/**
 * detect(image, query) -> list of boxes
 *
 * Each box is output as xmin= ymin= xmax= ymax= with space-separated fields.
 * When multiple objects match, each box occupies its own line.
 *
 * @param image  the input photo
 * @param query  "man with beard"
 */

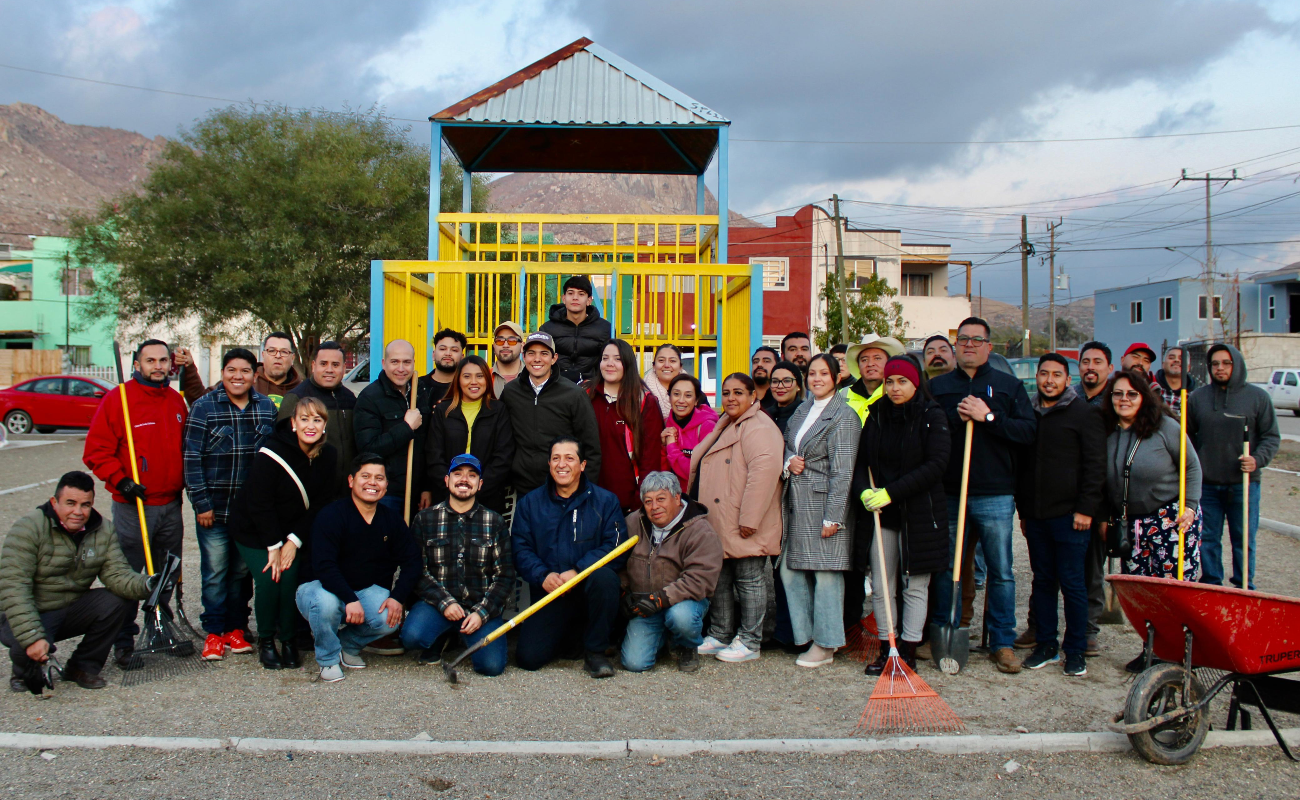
xmin=1015 ymin=354 xmax=1106 ymax=678
xmin=781 ymin=332 xmax=813 ymax=373
xmin=491 ymin=322 xmax=525 ymax=397
xmin=279 ymin=341 xmax=357 ymax=494
xmin=1120 ymin=342 xmax=1157 ymax=380
xmin=1077 ymin=342 xmax=1112 ymax=405
xmin=180 ymin=332 xmax=302 ymax=409
xmin=424 ymin=329 xmax=466 ymax=406
xmin=1155 ymin=346 xmax=1197 ymax=415
xmin=923 ymin=335 xmax=956 ymax=379
xmin=751 ymin=346 xmax=779 ymax=410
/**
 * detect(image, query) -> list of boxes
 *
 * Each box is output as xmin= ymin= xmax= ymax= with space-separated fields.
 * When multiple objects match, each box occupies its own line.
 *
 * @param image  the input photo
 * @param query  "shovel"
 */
xmin=930 ymin=419 xmax=973 ymax=675
xmin=443 ymin=535 xmax=640 ymax=683
xmin=1099 ymin=557 xmax=1124 ymax=625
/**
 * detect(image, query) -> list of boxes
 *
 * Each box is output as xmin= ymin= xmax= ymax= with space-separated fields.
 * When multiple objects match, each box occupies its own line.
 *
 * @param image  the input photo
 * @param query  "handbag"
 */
xmin=1105 ymin=436 xmax=1141 ymax=558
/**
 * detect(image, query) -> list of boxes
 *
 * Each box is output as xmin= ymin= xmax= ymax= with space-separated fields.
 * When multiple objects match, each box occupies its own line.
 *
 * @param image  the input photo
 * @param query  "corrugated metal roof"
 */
xmin=436 ymin=41 xmax=727 ymax=126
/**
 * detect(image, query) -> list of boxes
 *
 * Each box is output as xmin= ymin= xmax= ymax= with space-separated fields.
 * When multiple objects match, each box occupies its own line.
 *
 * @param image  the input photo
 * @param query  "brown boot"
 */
xmin=915 ymin=641 xmax=932 ymax=661
xmin=1013 ymin=629 xmax=1036 ymax=649
xmin=62 ymin=666 xmax=107 ymax=689
xmin=991 ymin=647 xmax=1022 ymax=674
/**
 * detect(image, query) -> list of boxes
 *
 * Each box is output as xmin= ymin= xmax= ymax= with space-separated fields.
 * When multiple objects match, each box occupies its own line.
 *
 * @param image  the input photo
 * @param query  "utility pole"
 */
xmin=831 ymin=194 xmax=849 ymax=344
xmin=1020 ymin=215 xmax=1030 ymax=357
xmin=1177 ymin=169 xmax=1240 ymax=339
xmin=1047 ymin=219 xmax=1061 ymax=352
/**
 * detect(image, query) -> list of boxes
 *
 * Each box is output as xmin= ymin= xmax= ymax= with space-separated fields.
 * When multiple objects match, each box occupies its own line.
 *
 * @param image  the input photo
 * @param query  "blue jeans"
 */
xmin=1199 ymin=481 xmax=1260 ymax=590
xmin=620 ymin=598 xmax=709 ymax=672
xmin=294 ymin=581 xmax=398 ymax=667
xmin=932 ymin=494 xmax=1016 ymax=650
xmin=1024 ymin=515 xmax=1089 ymax=657
xmin=196 ymin=520 xmax=251 ymax=636
xmin=400 ymin=602 xmax=507 ymax=677
xmin=779 ymin=564 xmax=846 ymax=649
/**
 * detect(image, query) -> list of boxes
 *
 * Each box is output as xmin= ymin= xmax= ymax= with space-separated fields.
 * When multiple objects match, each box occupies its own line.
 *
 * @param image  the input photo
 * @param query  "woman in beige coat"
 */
xmin=687 ymin=373 xmax=784 ymax=663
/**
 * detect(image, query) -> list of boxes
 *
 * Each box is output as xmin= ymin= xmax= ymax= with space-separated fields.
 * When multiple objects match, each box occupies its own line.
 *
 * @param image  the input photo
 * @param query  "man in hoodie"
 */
xmin=500 ymin=332 xmax=602 ymax=496
xmin=1015 ymin=354 xmax=1106 ymax=678
xmin=279 ymin=341 xmax=357 ymax=495
xmin=619 ymin=471 xmax=722 ymax=674
xmin=1187 ymin=344 xmax=1280 ymax=589
xmin=83 ymin=339 xmax=187 ymax=669
xmin=539 ymin=275 xmax=611 ymax=384
xmin=1155 ymin=346 xmax=1198 ymax=415
xmin=183 ymin=348 xmax=277 ymax=660
xmin=512 ymin=437 xmax=627 ymax=678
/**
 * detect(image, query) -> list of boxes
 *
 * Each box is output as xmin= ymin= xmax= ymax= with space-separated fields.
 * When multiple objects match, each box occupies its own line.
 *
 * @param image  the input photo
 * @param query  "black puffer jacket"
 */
xmin=354 ymin=371 xmax=436 ymax=499
xmin=425 ymin=397 xmax=515 ymax=514
xmin=851 ymin=395 xmax=951 ymax=575
xmin=540 ymin=303 xmax=612 ymax=384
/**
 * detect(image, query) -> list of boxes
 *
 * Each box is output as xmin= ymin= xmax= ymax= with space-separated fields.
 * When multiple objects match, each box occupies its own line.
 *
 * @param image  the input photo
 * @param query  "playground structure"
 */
xmin=369 ymin=39 xmax=762 ymax=384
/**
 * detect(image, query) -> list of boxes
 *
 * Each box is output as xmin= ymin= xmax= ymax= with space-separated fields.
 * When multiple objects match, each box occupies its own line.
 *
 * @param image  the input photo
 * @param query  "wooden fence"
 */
xmin=0 ymin=349 xmax=63 ymax=387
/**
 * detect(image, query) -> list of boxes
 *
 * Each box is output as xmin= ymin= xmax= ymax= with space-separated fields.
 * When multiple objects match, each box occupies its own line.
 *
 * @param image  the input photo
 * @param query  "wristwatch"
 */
xmin=984 ymin=411 xmax=995 ymax=423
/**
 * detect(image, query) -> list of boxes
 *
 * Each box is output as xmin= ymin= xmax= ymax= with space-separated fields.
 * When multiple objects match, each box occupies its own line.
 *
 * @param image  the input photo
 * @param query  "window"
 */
xmin=1268 ymin=295 xmax=1276 ymax=320
xmin=1199 ymin=295 xmax=1225 ymax=320
xmin=843 ymin=258 xmax=876 ymax=290
xmin=60 ymin=345 xmax=91 ymax=367
xmin=1158 ymin=297 xmax=1173 ymax=321
xmin=61 ymin=267 xmax=93 ymax=296
xmin=68 ymin=379 xmax=99 ymax=397
xmin=1274 ymin=371 xmax=1285 ymax=385
xmin=752 ymin=258 xmax=789 ymax=291
xmin=1109 ymin=303 xmax=1118 ymax=313
xmin=1287 ymin=372 xmax=1299 ymax=387
xmin=29 ymin=378 xmax=65 ymax=395
xmin=1130 ymin=301 xmax=1143 ymax=324
xmin=901 ymin=272 xmax=931 ymax=297
xmin=1213 ymin=295 xmax=1223 ymax=318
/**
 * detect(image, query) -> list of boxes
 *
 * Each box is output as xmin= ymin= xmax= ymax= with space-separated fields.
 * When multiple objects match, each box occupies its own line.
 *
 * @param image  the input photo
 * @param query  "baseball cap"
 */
xmin=846 ymin=334 xmax=906 ymax=379
xmin=1124 ymin=342 xmax=1157 ymax=361
xmin=523 ymin=332 xmax=556 ymax=353
xmin=448 ymin=453 xmax=482 ymax=475
xmin=494 ymin=321 xmax=524 ymax=340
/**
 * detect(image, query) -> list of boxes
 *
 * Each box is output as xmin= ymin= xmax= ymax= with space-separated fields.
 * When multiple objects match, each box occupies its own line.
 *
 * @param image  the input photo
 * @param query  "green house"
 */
xmin=0 ymin=237 xmax=117 ymax=368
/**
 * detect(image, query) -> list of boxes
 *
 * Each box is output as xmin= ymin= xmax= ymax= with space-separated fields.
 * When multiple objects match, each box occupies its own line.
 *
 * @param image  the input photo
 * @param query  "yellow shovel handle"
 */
xmin=118 ymin=384 xmax=154 ymax=576
xmin=1177 ymin=388 xmax=1187 ymax=581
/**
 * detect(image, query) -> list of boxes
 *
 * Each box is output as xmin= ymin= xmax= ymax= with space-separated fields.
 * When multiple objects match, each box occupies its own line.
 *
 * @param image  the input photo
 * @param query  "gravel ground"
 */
xmin=1262 ymin=441 xmax=1300 ymax=527
xmin=3 ymin=746 xmax=1298 ymax=800
xmin=1 ymin=435 xmax=1297 ymax=743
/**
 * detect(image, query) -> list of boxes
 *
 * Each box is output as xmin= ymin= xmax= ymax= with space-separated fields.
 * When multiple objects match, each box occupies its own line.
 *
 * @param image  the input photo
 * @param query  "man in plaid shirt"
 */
xmin=401 ymin=454 xmax=514 ymax=676
xmin=183 ymin=348 xmax=277 ymax=660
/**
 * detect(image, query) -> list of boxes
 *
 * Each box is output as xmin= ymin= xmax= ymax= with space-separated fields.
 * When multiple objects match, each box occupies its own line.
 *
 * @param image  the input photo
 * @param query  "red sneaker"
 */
xmin=201 ymin=634 xmax=227 ymax=661
xmin=223 ymin=630 xmax=254 ymax=654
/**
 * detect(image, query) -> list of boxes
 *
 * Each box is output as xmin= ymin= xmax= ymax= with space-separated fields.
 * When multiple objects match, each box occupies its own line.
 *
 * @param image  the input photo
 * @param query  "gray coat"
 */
xmin=781 ymin=393 xmax=861 ymax=571
xmin=1106 ymin=415 xmax=1202 ymax=518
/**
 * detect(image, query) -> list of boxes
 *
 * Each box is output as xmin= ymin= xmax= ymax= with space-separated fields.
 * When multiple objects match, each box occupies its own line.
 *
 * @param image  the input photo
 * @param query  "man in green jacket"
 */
xmin=0 ymin=472 xmax=152 ymax=691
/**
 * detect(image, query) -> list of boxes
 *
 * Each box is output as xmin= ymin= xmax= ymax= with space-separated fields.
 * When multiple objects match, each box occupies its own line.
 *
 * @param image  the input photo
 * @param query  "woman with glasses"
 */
xmin=662 ymin=373 xmax=718 ymax=484
xmin=588 ymin=339 xmax=665 ymax=513
xmin=426 ymin=355 xmax=515 ymax=515
xmin=644 ymin=343 xmax=683 ymax=420
xmin=764 ymin=360 xmax=805 ymax=435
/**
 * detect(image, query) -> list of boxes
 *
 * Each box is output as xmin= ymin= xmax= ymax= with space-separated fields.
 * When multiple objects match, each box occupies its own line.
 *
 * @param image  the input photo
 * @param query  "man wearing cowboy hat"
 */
xmin=841 ymin=334 xmax=907 ymax=426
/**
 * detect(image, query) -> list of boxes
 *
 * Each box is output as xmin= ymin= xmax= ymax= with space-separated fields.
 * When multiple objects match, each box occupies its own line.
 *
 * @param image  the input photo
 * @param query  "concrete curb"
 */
xmin=1261 ymin=517 xmax=1300 ymax=541
xmin=0 ymin=729 xmax=1295 ymax=758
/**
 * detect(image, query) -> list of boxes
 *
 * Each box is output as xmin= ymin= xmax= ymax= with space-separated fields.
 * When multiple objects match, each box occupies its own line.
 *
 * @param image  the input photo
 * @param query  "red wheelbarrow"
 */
xmin=1106 ymin=574 xmax=1300 ymax=765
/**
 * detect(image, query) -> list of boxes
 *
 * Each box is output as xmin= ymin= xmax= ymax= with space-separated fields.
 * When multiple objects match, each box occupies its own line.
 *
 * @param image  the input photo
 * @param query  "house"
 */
xmin=1251 ymin=263 xmax=1299 ymax=334
xmin=0 ymin=237 xmax=116 ymax=369
xmin=1093 ymin=276 xmax=1260 ymax=358
xmin=730 ymin=205 xmax=971 ymax=345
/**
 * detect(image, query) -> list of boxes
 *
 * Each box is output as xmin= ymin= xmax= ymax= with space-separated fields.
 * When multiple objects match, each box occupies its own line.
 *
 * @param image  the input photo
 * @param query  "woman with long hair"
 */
xmin=643 ymin=343 xmax=683 ymax=420
xmin=426 ymin=355 xmax=515 ymax=514
xmin=688 ymin=373 xmax=785 ymax=663
xmin=764 ymin=360 xmax=805 ymax=435
xmin=588 ymin=339 xmax=665 ymax=512
xmin=229 ymin=397 xmax=339 ymax=669
xmin=662 ymin=372 xmax=718 ymax=484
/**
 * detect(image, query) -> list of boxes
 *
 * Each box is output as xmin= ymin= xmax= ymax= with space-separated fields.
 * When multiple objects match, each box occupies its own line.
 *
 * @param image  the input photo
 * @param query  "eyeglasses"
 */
xmin=494 ymin=336 xmax=522 ymax=346
xmin=955 ymin=335 xmax=990 ymax=345
xmin=1111 ymin=390 xmax=1142 ymax=400
xmin=263 ymin=348 xmax=293 ymax=357
xmin=770 ymin=378 xmax=797 ymax=388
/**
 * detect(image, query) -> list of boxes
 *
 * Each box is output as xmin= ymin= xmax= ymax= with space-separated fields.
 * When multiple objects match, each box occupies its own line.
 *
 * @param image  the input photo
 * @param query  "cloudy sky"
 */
xmin=3 ymin=0 xmax=1300 ymax=307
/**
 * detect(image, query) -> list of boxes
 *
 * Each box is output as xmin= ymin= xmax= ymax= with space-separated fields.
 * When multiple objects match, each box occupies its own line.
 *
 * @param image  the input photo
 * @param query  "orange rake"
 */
xmin=841 ymin=613 xmax=881 ymax=663
xmin=854 ymin=469 xmax=964 ymax=737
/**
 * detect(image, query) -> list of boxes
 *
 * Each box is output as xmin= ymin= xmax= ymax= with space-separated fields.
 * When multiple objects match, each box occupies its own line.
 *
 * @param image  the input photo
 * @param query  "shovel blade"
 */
xmin=928 ymin=621 xmax=952 ymax=665
xmin=935 ymin=626 xmax=970 ymax=675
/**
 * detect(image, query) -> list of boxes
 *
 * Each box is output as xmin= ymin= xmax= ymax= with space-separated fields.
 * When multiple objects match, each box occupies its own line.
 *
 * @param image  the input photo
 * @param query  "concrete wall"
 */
xmin=1239 ymin=332 xmax=1300 ymax=380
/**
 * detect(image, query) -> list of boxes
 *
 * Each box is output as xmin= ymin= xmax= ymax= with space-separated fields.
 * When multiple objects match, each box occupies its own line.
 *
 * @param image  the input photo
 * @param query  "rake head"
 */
xmin=854 ymin=647 xmax=965 ymax=737
xmin=841 ymin=614 xmax=881 ymax=663
xmin=119 ymin=554 xmax=206 ymax=687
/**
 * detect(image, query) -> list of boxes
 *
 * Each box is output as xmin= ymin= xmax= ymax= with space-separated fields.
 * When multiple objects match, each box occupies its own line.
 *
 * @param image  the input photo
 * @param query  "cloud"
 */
xmin=1137 ymin=100 xmax=1219 ymax=137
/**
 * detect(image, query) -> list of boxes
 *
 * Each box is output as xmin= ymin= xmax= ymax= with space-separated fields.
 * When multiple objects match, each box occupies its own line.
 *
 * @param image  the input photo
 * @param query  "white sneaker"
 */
xmin=796 ymin=644 xmax=835 ymax=668
xmin=715 ymin=640 xmax=760 ymax=663
xmin=697 ymin=636 xmax=729 ymax=655
xmin=340 ymin=651 xmax=366 ymax=669
xmin=318 ymin=664 xmax=344 ymax=682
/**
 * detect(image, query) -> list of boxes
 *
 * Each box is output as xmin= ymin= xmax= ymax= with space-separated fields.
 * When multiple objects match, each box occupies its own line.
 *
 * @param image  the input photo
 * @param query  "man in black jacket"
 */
xmin=295 ymin=455 xmax=421 ymax=683
xmin=930 ymin=317 xmax=1037 ymax=674
xmin=1015 ymin=354 xmax=1106 ymax=678
xmin=500 ymin=332 xmax=602 ymax=495
xmin=354 ymin=339 xmax=436 ymax=517
xmin=279 ymin=341 xmax=357 ymax=495
xmin=539 ymin=275 xmax=611 ymax=384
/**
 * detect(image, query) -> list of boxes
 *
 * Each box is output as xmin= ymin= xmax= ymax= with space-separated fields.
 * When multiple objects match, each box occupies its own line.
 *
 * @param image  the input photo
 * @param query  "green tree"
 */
xmin=70 ymin=105 xmax=487 ymax=357
xmin=813 ymin=273 xmax=906 ymax=350
xmin=440 ymin=160 xmax=492 ymax=215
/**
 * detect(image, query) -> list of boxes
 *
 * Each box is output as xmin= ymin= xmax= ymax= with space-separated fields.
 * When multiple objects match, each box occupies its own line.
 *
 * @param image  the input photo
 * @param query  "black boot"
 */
xmin=279 ymin=640 xmax=300 ymax=669
xmin=584 ymin=651 xmax=615 ymax=679
xmin=865 ymin=645 xmax=889 ymax=676
xmin=676 ymin=646 xmax=700 ymax=673
xmin=259 ymin=638 xmax=282 ymax=670
xmin=899 ymin=640 xmax=919 ymax=671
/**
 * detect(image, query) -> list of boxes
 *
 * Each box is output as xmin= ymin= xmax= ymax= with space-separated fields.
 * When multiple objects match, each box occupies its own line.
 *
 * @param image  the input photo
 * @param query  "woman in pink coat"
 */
xmin=661 ymin=373 xmax=719 ymax=483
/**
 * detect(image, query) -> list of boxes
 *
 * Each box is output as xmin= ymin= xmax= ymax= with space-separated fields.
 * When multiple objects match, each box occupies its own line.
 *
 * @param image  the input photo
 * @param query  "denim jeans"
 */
xmin=620 ymin=598 xmax=709 ymax=672
xmin=400 ymin=601 xmax=506 ymax=677
xmin=933 ymin=494 xmax=1016 ymax=650
xmin=294 ymin=581 xmax=398 ymax=667
xmin=195 ymin=520 xmax=252 ymax=636
xmin=1199 ymin=481 xmax=1260 ymax=590
xmin=707 ymin=556 xmax=767 ymax=650
xmin=779 ymin=564 xmax=846 ymax=649
xmin=1024 ymin=515 xmax=1090 ymax=657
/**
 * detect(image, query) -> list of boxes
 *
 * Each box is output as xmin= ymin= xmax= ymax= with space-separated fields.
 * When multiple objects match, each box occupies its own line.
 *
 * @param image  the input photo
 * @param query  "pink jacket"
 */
xmin=664 ymin=404 xmax=720 ymax=482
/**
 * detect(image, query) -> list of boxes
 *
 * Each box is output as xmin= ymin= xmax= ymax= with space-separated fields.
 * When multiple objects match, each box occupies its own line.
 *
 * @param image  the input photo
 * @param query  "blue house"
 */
xmin=1249 ymin=263 xmax=1300 ymax=334
xmin=1093 ymin=275 xmax=1262 ymax=358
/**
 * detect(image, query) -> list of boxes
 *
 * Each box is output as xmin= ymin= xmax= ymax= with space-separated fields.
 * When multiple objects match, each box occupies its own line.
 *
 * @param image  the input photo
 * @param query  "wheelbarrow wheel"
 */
xmin=1124 ymin=662 xmax=1210 ymax=765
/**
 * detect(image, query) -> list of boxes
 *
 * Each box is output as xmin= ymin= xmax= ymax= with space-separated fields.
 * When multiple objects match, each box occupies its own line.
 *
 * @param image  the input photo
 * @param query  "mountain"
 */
xmin=967 ymin=295 xmax=1095 ymax=342
xmin=0 ymin=102 xmax=165 ymax=246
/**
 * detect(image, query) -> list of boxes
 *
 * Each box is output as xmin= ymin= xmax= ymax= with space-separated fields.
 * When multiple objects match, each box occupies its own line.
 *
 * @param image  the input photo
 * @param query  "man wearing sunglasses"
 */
xmin=491 ymin=322 xmax=526 ymax=397
xmin=930 ymin=316 xmax=1037 ymax=674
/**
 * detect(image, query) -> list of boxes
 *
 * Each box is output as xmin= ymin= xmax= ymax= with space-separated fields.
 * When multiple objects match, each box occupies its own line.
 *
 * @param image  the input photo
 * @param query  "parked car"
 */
xmin=678 ymin=351 xmax=718 ymax=404
xmin=1263 ymin=368 xmax=1300 ymax=416
xmin=1006 ymin=356 xmax=1079 ymax=395
xmin=1 ymin=375 xmax=116 ymax=434
xmin=343 ymin=359 xmax=370 ymax=396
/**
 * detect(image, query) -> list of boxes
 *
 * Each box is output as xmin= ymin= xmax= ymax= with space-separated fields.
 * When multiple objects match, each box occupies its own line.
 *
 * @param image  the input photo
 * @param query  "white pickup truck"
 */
xmin=1263 ymin=368 xmax=1300 ymax=416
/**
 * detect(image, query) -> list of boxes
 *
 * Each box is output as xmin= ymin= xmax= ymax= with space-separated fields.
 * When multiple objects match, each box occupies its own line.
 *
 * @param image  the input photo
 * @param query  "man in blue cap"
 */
xmin=401 ymin=454 xmax=514 ymax=676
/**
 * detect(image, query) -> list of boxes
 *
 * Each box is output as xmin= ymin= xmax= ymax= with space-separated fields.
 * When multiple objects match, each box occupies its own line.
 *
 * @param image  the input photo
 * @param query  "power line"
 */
xmin=732 ymin=123 xmax=1300 ymax=146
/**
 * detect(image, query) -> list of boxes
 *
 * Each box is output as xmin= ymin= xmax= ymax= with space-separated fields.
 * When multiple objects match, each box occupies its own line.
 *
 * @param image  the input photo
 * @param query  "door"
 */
xmin=1290 ymin=294 xmax=1300 ymax=333
xmin=65 ymin=378 xmax=104 ymax=427
xmin=27 ymin=377 xmax=70 ymax=427
xmin=1285 ymin=371 xmax=1300 ymax=410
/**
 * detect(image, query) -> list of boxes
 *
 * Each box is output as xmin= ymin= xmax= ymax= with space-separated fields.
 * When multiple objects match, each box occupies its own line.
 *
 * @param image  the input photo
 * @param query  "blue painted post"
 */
xmin=718 ymin=125 xmax=729 ymax=267
xmin=750 ymin=261 xmax=764 ymax=354
xmin=369 ymin=260 xmax=385 ymax=381
xmin=696 ymin=173 xmax=705 ymax=215
xmin=428 ymin=122 xmax=442 ymax=260
xmin=462 ymin=169 xmax=473 ymax=244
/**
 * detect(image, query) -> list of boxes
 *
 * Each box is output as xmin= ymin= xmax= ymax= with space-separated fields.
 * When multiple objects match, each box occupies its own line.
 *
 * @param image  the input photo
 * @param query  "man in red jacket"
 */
xmin=82 ymin=339 xmax=188 ymax=668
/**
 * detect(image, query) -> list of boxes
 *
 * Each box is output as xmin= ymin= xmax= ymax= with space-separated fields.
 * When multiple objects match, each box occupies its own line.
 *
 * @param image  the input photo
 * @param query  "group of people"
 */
xmin=0 ymin=273 xmax=1281 ymax=693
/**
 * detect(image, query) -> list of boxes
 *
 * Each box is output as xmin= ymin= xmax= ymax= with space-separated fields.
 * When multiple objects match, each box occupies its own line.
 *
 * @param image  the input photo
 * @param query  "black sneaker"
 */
xmin=584 ymin=651 xmax=615 ymax=679
xmin=1063 ymin=653 xmax=1087 ymax=677
xmin=676 ymin=646 xmax=699 ymax=673
xmin=114 ymin=646 xmax=142 ymax=672
xmin=416 ymin=645 xmax=443 ymax=666
xmin=1022 ymin=644 xmax=1060 ymax=670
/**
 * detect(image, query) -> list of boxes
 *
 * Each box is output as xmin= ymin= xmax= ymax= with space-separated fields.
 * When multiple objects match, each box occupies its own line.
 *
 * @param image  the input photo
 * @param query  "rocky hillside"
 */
xmin=0 ymin=103 xmax=165 ymax=246
xmin=969 ymin=295 xmax=1095 ymax=341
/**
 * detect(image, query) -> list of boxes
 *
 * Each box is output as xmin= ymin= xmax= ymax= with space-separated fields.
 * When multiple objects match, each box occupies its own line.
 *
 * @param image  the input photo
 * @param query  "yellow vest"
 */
xmin=841 ymin=382 xmax=884 ymax=426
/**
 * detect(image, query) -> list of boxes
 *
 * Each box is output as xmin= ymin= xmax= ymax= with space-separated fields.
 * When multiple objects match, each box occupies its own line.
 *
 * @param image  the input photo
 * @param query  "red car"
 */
xmin=1 ymin=375 xmax=116 ymax=435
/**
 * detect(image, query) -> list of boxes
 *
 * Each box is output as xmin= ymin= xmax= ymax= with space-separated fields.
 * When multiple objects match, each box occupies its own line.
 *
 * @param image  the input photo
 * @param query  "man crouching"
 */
xmin=620 ymin=471 xmax=722 ymax=673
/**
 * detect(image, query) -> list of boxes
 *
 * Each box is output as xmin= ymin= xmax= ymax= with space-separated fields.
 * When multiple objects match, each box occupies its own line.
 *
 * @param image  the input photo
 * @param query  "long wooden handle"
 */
xmin=867 ymin=469 xmax=896 ymax=650
xmin=118 ymin=385 xmax=154 ymax=576
xmin=951 ymin=420 xmax=974 ymax=582
xmin=403 ymin=379 xmax=418 ymax=524
xmin=1177 ymin=388 xmax=1187 ymax=581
